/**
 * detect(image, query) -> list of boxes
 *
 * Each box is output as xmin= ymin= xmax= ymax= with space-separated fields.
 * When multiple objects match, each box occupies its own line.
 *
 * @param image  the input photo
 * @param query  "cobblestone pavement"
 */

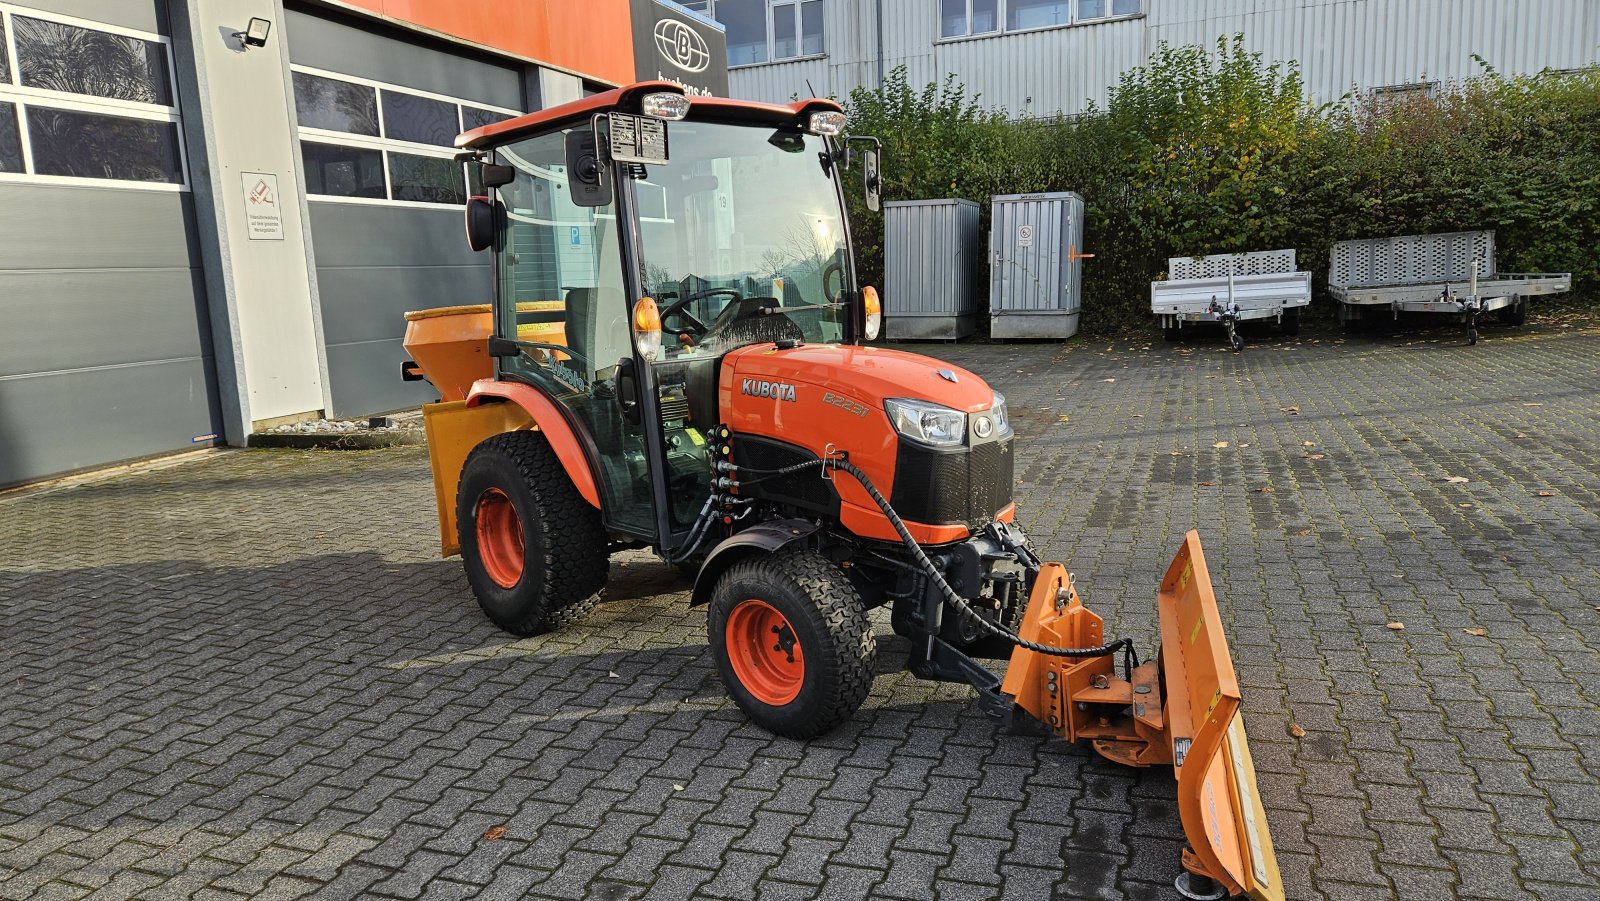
xmin=3 ymin=320 xmax=1598 ymax=901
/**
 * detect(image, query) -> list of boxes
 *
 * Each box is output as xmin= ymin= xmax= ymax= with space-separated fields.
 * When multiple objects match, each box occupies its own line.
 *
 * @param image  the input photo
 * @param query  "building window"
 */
xmin=291 ymin=65 xmax=519 ymax=207
xmin=0 ymin=5 xmax=187 ymax=188
xmin=943 ymin=0 xmax=1138 ymax=38
xmin=698 ymin=0 xmax=823 ymax=66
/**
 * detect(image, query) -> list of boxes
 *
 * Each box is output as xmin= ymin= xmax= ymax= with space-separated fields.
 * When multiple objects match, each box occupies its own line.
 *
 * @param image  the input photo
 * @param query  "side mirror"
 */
xmin=863 ymin=149 xmax=881 ymax=213
xmin=566 ymin=129 xmax=611 ymax=208
xmin=480 ymin=162 xmax=515 ymax=189
xmin=465 ymin=196 xmax=496 ymax=252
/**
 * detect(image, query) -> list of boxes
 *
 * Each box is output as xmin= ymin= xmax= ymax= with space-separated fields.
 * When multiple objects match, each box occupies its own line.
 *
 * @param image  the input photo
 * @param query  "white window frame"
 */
xmin=938 ymin=0 xmax=1143 ymax=43
xmin=703 ymin=0 xmax=826 ymax=69
xmin=0 ymin=4 xmax=188 ymax=192
xmin=290 ymin=64 xmax=520 ymax=209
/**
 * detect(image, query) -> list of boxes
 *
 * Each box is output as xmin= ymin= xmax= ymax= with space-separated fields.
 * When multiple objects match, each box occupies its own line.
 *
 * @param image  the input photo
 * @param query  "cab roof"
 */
xmin=455 ymin=80 xmax=844 ymax=150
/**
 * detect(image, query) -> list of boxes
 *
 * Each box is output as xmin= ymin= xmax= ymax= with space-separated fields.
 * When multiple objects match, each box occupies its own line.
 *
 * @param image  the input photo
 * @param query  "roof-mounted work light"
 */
xmin=808 ymin=111 xmax=847 ymax=136
xmin=640 ymin=92 xmax=691 ymax=121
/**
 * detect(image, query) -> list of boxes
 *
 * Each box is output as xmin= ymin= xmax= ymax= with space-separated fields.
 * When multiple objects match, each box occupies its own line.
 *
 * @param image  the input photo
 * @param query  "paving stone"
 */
xmin=3 ymin=328 xmax=1598 ymax=901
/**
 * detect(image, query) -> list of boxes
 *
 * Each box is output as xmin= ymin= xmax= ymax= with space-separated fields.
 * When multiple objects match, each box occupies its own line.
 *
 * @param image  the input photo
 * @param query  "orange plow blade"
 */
xmin=1001 ymin=530 xmax=1283 ymax=900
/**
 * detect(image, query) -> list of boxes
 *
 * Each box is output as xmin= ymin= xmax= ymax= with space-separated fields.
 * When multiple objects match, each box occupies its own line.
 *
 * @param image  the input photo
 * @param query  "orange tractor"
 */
xmin=402 ymin=82 xmax=1282 ymax=900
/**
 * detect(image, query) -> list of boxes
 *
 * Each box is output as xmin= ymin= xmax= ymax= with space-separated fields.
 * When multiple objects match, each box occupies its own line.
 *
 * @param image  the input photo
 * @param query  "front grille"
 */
xmin=891 ymin=436 xmax=1014 ymax=530
xmin=732 ymin=436 xmax=840 ymax=516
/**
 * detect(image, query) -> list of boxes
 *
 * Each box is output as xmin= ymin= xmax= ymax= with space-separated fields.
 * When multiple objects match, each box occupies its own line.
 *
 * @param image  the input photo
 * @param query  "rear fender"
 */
xmin=467 ymin=379 xmax=600 ymax=509
xmin=690 ymin=520 xmax=820 ymax=607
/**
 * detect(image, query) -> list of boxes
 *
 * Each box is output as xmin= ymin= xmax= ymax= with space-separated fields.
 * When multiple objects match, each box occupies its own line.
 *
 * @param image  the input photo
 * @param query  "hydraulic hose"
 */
xmin=718 ymin=452 xmax=1135 ymax=663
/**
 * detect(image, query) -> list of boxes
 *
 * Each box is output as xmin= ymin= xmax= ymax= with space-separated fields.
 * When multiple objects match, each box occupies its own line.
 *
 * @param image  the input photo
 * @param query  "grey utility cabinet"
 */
xmin=989 ymin=191 xmax=1086 ymax=339
xmin=882 ymin=199 xmax=981 ymax=340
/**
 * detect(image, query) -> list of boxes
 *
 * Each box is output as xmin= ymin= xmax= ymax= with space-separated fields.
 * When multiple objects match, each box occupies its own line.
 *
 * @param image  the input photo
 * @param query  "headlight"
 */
xmin=885 ymin=397 xmax=965 ymax=446
xmin=990 ymin=391 xmax=1011 ymax=436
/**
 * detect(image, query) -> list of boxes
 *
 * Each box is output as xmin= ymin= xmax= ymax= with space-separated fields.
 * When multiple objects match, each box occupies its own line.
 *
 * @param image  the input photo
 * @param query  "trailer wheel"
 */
xmin=457 ymin=430 xmax=607 ymax=636
xmin=1281 ymin=307 xmax=1301 ymax=336
xmin=1497 ymin=296 xmax=1527 ymax=326
xmin=709 ymin=548 xmax=875 ymax=738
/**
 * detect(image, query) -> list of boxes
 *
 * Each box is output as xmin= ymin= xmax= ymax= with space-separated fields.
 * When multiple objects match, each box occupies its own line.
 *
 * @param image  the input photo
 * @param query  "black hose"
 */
xmin=827 ymin=457 xmax=1134 ymax=661
xmin=714 ymin=451 xmax=1135 ymax=664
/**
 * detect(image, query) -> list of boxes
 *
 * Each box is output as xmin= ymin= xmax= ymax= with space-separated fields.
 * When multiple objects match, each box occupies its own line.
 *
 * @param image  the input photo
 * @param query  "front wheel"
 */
xmin=708 ymin=549 xmax=875 ymax=739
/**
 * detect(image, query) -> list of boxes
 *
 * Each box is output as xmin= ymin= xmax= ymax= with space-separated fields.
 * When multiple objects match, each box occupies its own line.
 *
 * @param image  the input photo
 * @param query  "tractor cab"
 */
xmin=452 ymin=82 xmax=881 ymax=552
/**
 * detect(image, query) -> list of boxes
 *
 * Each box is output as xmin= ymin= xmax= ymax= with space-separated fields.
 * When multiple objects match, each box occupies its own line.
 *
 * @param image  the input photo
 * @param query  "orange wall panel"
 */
xmin=341 ymin=0 xmax=636 ymax=85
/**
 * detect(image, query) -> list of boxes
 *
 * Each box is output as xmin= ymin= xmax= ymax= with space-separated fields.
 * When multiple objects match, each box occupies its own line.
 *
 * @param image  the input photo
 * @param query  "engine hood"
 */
xmin=722 ymin=343 xmax=996 ymax=412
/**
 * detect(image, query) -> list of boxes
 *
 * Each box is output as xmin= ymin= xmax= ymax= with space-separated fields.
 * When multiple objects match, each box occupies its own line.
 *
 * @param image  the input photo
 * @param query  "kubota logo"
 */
xmin=654 ymin=19 xmax=709 ymax=73
xmin=741 ymin=378 xmax=797 ymax=402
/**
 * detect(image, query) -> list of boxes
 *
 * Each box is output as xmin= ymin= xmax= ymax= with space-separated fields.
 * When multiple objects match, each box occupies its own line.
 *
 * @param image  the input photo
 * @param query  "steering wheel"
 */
xmin=822 ymin=262 xmax=845 ymax=304
xmin=662 ymin=287 xmax=741 ymax=337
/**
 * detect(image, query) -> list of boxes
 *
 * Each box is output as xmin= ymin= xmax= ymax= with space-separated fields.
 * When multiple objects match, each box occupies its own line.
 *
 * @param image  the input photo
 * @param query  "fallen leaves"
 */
xmin=1102 ymin=378 xmax=1117 ymax=383
xmin=1537 ymin=490 xmax=1556 ymax=497
xmin=1279 ymin=405 xmax=1301 ymax=414
xmin=1198 ymin=481 xmax=1215 ymax=487
xmin=1458 ymin=503 xmax=1474 ymax=509
xmin=482 ymin=826 xmax=507 ymax=841
xmin=1170 ymin=450 xmax=1187 ymax=457
xmin=1288 ymin=723 xmax=1307 ymax=738
xmin=1302 ymin=441 xmax=1317 ymax=447
xmin=1305 ymin=453 xmax=1326 ymax=461
xmin=1058 ymin=415 xmax=1070 ymax=423
xmin=1444 ymin=476 xmax=1469 ymax=483
xmin=1386 ymin=622 xmax=1406 ymax=631
xmin=1293 ymin=529 xmax=1313 ymax=536
xmin=1214 ymin=441 xmax=1231 ymax=449
xmin=1253 ymin=486 xmax=1274 ymax=493
xmin=1522 ymin=402 xmax=1544 ymax=406
xmin=1463 ymin=628 xmax=1489 ymax=637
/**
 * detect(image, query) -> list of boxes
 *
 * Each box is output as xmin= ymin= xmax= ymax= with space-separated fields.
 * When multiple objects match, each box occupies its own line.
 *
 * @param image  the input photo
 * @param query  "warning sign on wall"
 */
xmin=242 ymin=172 xmax=284 ymax=241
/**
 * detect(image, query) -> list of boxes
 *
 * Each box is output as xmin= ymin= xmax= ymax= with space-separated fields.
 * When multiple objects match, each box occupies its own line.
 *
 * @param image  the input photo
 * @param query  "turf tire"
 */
xmin=457 ymin=430 xmax=607 ymax=636
xmin=709 ymin=548 xmax=875 ymax=739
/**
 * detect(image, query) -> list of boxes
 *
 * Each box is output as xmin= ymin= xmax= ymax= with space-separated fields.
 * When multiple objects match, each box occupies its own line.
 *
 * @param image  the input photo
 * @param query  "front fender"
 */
xmin=467 ymin=379 xmax=600 ymax=509
xmin=690 ymin=519 xmax=820 ymax=607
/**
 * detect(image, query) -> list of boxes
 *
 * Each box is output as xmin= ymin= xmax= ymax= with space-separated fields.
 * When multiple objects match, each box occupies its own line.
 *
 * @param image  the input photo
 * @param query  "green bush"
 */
xmin=843 ymin=38 xmax=1600 ymax=335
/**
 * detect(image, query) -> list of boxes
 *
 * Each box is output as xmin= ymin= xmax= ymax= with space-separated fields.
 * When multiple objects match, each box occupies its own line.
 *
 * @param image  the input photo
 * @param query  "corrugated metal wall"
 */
xmin=730 ymin=0 xmax=1600 ymax=115
xmin=0 ymin=0 xmax=222 ymax=488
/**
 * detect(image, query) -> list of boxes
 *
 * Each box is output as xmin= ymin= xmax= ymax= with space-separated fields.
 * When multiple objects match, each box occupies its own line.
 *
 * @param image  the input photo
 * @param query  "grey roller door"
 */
xmin=0 ymin=1 xmax=221 ymax=487
xmin=286 ymin=4 xmax=523 ymax=417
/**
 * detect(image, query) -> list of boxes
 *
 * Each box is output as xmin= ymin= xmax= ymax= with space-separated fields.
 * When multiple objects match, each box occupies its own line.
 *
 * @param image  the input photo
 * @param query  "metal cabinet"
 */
xmin=882 ymin=199 xmax=981 ymax=340
xmin=989 ymin=192 xmax=1085 ymax=339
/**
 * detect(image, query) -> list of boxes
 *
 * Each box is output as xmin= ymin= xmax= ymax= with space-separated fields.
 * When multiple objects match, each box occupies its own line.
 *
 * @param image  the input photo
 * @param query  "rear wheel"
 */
xmin=1281 ymin=306 xmax=1301 ymax=336
xmin=1498 ymin=296 xmax=1527 ymax=326
xmin=709 ymin=548 xmax=875 ymax=738
xmin=457 ymin=430 xmax=607 ymax=636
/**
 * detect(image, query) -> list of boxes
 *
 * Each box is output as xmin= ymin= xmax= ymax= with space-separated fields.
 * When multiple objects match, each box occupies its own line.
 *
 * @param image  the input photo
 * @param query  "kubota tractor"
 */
xmin=401 ymin=82 xmax=1282 ymax=900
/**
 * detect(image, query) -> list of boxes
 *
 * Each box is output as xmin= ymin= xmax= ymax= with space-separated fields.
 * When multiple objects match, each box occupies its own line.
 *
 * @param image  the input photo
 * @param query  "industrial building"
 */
xmin=702 ymin=0 xmax=1600 ymax=116
xmin=0 ymin=0 xmax=727 ymax=487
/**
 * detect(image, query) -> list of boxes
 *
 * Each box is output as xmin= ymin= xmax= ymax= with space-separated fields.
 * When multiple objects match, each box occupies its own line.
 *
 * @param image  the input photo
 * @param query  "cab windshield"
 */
xmin=633 ymin=121 xmax=850 ymax=360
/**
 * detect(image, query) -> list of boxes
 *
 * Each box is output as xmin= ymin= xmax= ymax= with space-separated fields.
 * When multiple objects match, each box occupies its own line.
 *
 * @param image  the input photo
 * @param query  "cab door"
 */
xmin=490 ymin=126 xmax=656 ymax=538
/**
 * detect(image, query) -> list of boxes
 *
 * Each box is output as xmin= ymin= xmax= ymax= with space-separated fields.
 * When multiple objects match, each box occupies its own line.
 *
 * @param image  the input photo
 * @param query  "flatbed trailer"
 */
xmin=1152 ymin=249 xmax=1310 ymax=351
xmin=1329 ymin=230 xmax=1572 ymax=345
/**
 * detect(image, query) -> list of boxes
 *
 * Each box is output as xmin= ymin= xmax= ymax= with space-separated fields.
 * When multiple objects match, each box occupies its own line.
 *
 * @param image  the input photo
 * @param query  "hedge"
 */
xmin=842 ymin=37 xmax=1600 ymax=335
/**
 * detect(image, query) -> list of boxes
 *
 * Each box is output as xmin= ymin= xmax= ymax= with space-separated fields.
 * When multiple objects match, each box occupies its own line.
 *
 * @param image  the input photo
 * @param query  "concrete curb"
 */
xmin=247 ymin=431 xmax=425 ymax=450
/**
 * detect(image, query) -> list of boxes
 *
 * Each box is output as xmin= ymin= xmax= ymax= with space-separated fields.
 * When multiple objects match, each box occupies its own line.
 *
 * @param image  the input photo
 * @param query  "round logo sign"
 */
xmin=655 ymin=19 xmax=710 ymax=73
xmin=974 ymin=416 xmax=994 ymax=439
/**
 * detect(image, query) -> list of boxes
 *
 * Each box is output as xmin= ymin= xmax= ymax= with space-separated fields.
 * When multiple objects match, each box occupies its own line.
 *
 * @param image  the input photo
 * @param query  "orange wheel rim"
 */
xmin=726 ymin=599 xmax=805 ymax=705
xmin=475 ymin=488 xmax=524 ymax=589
